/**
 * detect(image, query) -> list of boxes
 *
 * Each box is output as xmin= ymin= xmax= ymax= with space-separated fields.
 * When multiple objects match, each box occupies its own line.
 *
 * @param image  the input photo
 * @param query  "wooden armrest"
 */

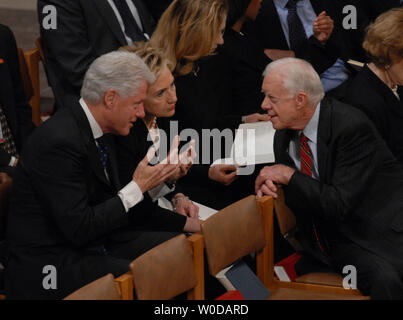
xmin=115 ymin=272 xmax=134 ymax=300
xmin=186 ymin=233 xmax=204 ymax=300
xmin=256 ymin=196 xmax=274 ymax=288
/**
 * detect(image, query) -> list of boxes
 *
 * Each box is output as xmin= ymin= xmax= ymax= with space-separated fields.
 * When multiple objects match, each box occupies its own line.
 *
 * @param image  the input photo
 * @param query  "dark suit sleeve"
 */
xmin=128 ymin=194 xmax=186 ymax=232
xmin=38 ymin=0 xmax=98 ymax=96
xmin=1 ymin=25 xmax=34 ymax=147
xmin=295 ymin=35 xmax=339 ymax=75
xmin=0 ymin=148 xmax=11 ymax=166
xmin=27 ymin=138 xmax=129 ymax=248
xmin=285 ymin=118 xmax=380 ymax=223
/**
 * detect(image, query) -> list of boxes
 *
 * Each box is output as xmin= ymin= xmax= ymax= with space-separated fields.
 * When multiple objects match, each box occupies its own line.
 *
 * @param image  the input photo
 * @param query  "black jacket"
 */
xmin=38 ymin=0 xmax=155 ymax=110
xmin=0 ymin=24 xmax=35 ymax=170
xmin=220 ymin=27 xmax=272 ymax=116
xmin=250 ymin=0 xmax=342 ymax=74
xmin=275 ymin=98 xmax=403 ymax=267
xmin=5 ymin=102 xmax=185 ymax=298
xmin=344 ymin=65 xmax=403 ymax=168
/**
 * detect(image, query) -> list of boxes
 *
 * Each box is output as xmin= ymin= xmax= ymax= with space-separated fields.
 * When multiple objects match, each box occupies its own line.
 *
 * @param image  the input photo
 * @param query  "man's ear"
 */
xmin=104 ymin=89 xmax=117 ymax=109
xmin=295 ymin=91 xmax=308 ymax=108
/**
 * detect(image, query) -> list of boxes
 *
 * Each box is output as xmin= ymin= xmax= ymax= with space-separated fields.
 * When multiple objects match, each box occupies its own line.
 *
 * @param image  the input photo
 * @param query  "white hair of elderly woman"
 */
xmin=81 ymin=51 xmax=156 ymax=104
xmin=263 ymin=57 xmax=325 ymax=106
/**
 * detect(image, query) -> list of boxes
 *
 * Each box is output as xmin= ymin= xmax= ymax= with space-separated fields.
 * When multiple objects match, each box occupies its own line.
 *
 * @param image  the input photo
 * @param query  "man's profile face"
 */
xmin=261 ymin=73 xmax=299 ymax=130
xmin=110 ymin=82 xmax=147 ymax=136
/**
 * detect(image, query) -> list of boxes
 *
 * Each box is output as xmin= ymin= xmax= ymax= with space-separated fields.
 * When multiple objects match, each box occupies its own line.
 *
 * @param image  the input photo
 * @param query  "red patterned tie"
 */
xmin=299 ymin=133 xmax=328 ymax=254
xmin=299 ymin=134 xmax=312 ymax=176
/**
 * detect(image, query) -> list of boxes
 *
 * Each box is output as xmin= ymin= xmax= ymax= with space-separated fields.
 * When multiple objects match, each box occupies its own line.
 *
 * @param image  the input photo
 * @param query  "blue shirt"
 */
xmin=273 ymin=0 xmax=350 ymax=92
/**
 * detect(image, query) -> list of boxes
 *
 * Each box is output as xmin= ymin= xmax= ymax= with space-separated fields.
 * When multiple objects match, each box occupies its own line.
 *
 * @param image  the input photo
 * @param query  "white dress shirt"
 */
xmin=79 ymin=98 xmax=144 ymax=212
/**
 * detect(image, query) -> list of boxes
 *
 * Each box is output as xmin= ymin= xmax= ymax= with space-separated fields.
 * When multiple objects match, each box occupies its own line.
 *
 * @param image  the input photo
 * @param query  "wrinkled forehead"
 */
xmin=262 ymin=71 xmax=286 ymax=92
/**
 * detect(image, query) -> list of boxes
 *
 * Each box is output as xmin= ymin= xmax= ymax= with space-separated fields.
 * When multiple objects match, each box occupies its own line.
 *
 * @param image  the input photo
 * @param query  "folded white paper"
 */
xmin=211 ymin=121 xmax=275 ymax=167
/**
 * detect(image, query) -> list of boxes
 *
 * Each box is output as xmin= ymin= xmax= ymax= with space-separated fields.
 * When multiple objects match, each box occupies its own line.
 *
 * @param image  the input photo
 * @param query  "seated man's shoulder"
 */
xmin=26 ymin=109 xmax=83 ymax=154
xmin=325 ymin=97 xmax=378 ymax=132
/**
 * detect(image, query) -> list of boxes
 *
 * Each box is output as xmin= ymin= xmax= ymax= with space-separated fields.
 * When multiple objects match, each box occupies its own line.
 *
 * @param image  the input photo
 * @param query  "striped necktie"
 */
xmin=96 ymin=136 xmax=111 ymax=184
xmin=286 ymin=0 xmax=307 ymax=51
xmin=300 ymin=133 xmax=312 ymax=176
xmin=299 ymin=133 xmax=329 ymax=255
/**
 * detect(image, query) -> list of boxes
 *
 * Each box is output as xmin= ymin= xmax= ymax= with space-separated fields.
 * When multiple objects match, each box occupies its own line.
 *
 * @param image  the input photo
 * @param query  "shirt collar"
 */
xmin=274 ymin=0 xmax=305 ymax=9
xmin=302 ymin=102 xmax=321 ymax=144
xmin=273 ymin=0 xmax=289 ymax=9
xmin=79 ymin=98 xmax=103 ymax=140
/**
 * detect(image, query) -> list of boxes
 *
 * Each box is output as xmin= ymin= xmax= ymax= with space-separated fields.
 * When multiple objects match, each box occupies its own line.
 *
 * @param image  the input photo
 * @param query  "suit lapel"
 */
xmin=274 ymin=129 xmax=296 ymax=168
xmin=104 ymin=134 xmax=121 ymax=191
xmin=131 ymin=0 xmax=155 ymax=35
xmin=70 ymin=102 xmax=111 ymax=187
xmin=317 ymin=99 xmax=332 ymax=180
xmin=93 ymin=0 xmax=127 ymax=46
xmin=263 ymin=0 xmax=290 ymax=49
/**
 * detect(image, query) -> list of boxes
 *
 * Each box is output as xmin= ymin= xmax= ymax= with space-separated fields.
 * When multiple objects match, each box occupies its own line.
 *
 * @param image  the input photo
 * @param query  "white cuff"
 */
xmin=8 ymin=156 xmax=17 ymax=167
xmin=118 ymin=181 xmax=144 ymax=212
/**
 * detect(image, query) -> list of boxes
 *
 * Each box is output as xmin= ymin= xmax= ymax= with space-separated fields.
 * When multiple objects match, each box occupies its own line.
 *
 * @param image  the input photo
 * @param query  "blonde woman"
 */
xmin=345 ymin=8 xmax=403 ymax=167
xmin=115 ymin=42 xmax=200 ymax=225
xmin=150 ymin=0 xmax=260 ymax=209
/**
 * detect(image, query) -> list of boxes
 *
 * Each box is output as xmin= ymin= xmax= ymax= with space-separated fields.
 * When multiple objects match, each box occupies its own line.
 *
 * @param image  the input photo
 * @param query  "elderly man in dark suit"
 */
xmin=256 ymin=57 xmax=403 ymax=299
xmin=0 ymin=24 xmax=35 ymax=176
xmin=37 ymin=0 xmax=155 ymax=110
xmin=4 ymin=51 xmax=202 ymax=300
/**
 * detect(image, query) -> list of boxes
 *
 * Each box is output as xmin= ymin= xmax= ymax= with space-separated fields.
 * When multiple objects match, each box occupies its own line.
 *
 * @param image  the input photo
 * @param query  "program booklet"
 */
xmin=211 ymin=121 xmax=275 ymax=168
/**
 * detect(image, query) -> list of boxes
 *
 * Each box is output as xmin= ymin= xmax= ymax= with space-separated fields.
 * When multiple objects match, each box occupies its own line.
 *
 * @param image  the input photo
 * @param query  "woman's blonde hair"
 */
xmin=363 ymin=8 xmax=403 ymax=67
xmin=120 ymin=42 xmax=174 ymax=79
xmin=150 ymin=0 xmax=228 ymax=76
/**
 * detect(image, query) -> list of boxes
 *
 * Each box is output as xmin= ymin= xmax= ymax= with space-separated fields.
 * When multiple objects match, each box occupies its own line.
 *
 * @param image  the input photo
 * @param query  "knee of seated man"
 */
xmin=356 ymin=263 xmax=403 ymax=299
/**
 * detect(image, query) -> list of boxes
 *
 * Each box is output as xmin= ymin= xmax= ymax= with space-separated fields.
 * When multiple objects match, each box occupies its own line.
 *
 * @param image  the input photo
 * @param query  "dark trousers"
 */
xmin=332 ymin=242 xmax=403 ymax=300
xmin=5 ymin=231 xmax=180 ymax=299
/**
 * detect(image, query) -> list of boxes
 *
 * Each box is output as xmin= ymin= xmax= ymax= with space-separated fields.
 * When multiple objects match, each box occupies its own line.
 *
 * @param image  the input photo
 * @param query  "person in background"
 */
xmin=38 ymin=0 xmax=155 ymax=110
xmin=344 ymin=8 xmax=403 ymax=168
xmin=251 ymin=0 xmax=351 ymax=94
xmin=150 ymin=0 xmax=265 ymax=209
xmin=220 ymin=0 xmax=273 ymax=116
xmin=0 ymin=24 xmax=35 ymax=177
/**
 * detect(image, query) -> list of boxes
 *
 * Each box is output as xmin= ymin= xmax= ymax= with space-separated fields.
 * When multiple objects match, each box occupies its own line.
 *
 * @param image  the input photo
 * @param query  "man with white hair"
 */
xmin=256 ymin=57 xmax=403 ymax=299
xmin=4 ymin=51 xmax=201 ymax=299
